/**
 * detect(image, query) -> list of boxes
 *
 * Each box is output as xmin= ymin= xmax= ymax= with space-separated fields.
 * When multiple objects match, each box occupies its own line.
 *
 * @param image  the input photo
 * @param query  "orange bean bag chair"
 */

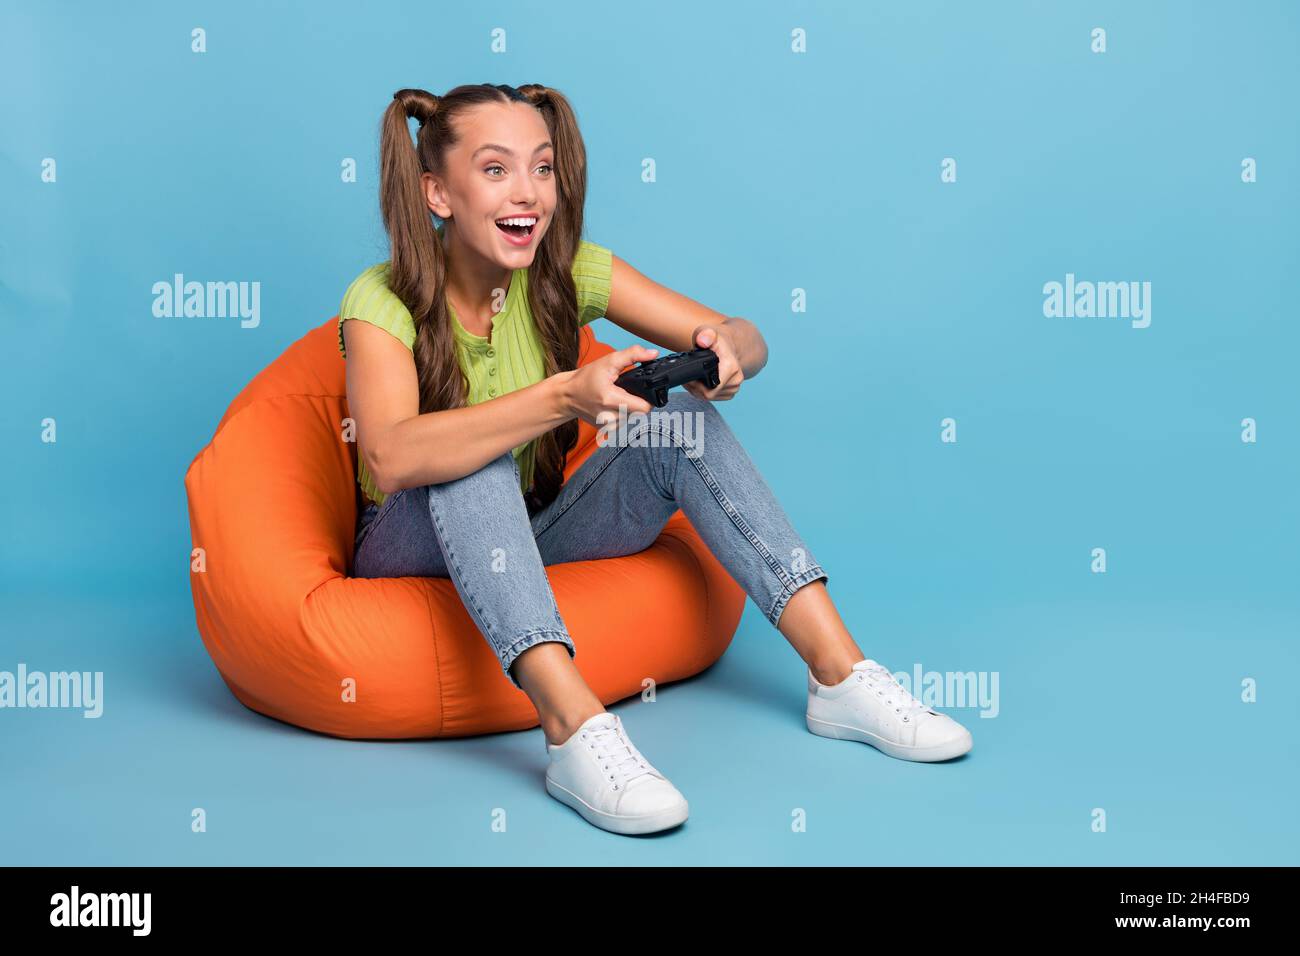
xmin=184 ymin=315 xmax=746 ymax=739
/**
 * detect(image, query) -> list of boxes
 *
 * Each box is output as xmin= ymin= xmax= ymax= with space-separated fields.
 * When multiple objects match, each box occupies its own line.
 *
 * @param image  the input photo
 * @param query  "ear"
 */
xmin=421 ymin=172 xmax=452 ymax=218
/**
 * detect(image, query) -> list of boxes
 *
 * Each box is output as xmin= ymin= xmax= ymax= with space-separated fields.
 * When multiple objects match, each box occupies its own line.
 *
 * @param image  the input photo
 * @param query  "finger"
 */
xmin=612 ymin=344 xmax=659 ymax=367
xmin=610 ymin=388 xmax=652 ymax=416
xmin=696 ymin=368 xmax=736 ymax=400
xmin=688 ymin=380 xmax=718 ymax=401
xmin=713 ymin=371 xmax=743 ymax=399
xmin=718 ymin=366 xmax=743 ymax=390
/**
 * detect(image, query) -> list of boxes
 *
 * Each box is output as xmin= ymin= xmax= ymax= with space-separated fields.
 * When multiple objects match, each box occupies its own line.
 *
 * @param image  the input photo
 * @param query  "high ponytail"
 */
xmin=379 ymin=88 xmax=463 ymax=416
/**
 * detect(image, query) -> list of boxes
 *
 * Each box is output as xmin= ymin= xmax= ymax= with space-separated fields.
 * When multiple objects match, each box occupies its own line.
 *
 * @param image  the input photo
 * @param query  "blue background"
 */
xmin=2 ymin=0 xmax=1297 ymax=864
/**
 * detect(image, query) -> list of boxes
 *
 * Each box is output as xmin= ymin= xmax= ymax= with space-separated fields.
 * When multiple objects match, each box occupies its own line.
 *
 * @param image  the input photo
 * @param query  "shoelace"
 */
xmin=584 ymin=719 xmax=655 ymax=791
xmin=856 ymin=660 xmax=929 ymax=722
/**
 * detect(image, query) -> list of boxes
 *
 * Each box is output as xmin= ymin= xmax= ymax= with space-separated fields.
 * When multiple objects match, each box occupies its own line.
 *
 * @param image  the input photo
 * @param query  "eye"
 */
xmin=485 ymin=164 xmax=506 ymax=177
xmin=536 ymin=163 xmax=553 ymax=175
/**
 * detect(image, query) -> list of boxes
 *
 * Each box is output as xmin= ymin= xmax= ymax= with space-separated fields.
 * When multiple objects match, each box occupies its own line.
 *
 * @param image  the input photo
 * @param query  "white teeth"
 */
xmin=496 ymin=217 xmax=537 ymax=227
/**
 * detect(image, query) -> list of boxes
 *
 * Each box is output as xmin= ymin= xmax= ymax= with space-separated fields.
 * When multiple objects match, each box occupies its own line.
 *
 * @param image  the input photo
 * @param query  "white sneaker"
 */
xmin=806 ymin=659 xmax=973 ymax=762
xmin=545 ymin=711 xmax=689 ymax=835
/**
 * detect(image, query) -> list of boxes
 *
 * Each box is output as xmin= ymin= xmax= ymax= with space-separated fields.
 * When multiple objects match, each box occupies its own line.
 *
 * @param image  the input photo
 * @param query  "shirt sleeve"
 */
xmin=337 ymin=263 xmax=417 ymax=358
xmin=572 ymin=240 xmax=613 ymax=327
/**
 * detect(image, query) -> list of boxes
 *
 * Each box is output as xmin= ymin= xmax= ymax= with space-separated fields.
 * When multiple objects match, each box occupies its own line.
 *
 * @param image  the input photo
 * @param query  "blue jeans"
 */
xmin=352 ymin=390 xmax=829 ymax=690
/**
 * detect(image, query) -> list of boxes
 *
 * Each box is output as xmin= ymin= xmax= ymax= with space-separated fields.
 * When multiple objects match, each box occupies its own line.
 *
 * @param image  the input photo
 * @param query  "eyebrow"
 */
xmin=471 ymin=142 xmax=553 ymax=160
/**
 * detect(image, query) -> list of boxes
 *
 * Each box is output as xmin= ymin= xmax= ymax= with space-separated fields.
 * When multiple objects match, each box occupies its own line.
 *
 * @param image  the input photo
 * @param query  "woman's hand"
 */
xmin=559 ymin=344 xmax=659 ymax=427
xmin=684 ymin=324 xmax=744 ymax=401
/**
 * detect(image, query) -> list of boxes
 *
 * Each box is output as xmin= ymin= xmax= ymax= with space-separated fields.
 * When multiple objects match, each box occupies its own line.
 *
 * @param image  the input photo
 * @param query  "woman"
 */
xmin=340 ymin=83 xmax=973 ymax=836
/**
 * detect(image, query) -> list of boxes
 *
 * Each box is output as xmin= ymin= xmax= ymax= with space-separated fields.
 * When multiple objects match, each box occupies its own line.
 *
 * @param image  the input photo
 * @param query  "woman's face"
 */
xmin=423 ymin=101 xmax=557 ymax=270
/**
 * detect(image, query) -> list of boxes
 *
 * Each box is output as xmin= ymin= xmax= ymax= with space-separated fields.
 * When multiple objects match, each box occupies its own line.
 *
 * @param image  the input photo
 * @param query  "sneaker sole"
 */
xmin=806 ymin=713 xmax=973 ymax=762
xmin=545 ymin=776 xmax=689 ymax=835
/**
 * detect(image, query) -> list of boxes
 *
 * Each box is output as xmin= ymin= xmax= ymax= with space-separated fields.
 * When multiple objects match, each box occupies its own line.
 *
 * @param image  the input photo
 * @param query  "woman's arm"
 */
xmin=343 ymin=318 xmax=658 ymax=495
xmin=343 ymin=319 xmax=573 ymax=495
xmin=604 ymin=254 xmax=769 ymax=381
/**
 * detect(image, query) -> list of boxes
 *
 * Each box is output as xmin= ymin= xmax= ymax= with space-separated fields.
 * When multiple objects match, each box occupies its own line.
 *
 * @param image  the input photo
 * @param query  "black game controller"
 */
xmin=614 ymin=347 xmax=721 ymax=408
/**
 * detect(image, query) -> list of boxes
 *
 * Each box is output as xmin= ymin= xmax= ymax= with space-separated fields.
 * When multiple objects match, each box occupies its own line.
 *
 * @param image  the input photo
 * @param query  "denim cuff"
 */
xmin=766 ymin=564 xmax=830 ymax=627
xmin=499 ymin=628 xmax=576 ymax=690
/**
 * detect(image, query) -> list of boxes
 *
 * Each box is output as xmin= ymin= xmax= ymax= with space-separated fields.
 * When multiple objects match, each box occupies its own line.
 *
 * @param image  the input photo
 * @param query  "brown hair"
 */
xmin=380 ymin=83 xmax=588 ymax=510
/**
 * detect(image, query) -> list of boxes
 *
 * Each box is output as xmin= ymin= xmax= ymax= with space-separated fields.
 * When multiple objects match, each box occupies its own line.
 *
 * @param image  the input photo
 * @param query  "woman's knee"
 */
xmin=624 ymin=390 xmax=719 ymax=457
xmin=423 ymin=450 xmax=521 ymax=501
xmin=420 ymin=451 xmax=529 ymax=539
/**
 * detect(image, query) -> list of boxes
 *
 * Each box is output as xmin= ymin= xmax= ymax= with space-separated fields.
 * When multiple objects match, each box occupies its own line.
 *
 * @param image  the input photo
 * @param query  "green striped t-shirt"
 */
xmin=338 ymin=228 xmax=613 ymax=508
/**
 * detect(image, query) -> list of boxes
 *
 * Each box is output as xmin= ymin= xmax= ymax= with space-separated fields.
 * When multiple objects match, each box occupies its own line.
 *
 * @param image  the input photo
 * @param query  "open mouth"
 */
xmin=495 ymin=216 xmax=537 ymax=240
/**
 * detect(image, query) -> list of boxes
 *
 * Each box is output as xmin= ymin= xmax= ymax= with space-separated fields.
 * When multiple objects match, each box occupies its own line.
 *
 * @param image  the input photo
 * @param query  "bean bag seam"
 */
xmin=661 ymin=524 xmax=713 ymax=674
xmin=417 ymin=585 xmax=446 ymax=736
xmin=185 ymin=391 xmax=348 ymax=482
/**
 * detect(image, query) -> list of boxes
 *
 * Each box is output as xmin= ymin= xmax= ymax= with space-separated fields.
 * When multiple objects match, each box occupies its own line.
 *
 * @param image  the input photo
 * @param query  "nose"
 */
xmin=510 ymin=176 xmax=539 ymax=208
